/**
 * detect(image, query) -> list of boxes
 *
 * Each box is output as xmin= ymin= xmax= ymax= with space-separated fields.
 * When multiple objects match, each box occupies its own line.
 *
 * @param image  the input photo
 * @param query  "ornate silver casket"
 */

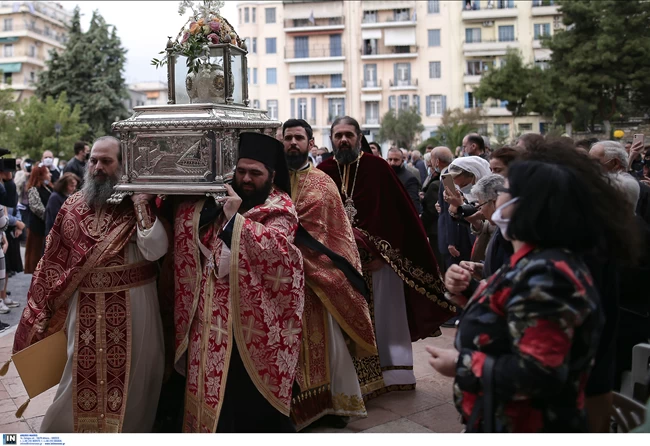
xmin=109 ymin=40 xmax=280 ymax=203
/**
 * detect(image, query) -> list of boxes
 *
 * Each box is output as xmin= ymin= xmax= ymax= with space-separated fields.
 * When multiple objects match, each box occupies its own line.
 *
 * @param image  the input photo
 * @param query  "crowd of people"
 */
xmin=2 ymin=116 xmax=650 ymax=434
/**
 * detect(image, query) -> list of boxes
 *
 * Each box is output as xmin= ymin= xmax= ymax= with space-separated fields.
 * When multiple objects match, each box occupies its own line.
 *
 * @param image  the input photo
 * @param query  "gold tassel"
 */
xmin=0 ymin=359 xmax=10 ymax=376
xmin=15 ymin=398 xmax=30 ymax=418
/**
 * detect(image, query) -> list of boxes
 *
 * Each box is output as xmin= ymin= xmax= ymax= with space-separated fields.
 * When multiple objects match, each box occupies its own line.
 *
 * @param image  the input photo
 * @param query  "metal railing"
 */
xmin=532 ymin=0 xmax=555 ymax=6
xmin=363 ymin=116 xmax=380 ymax=125
xmin=285 ymin=44 xmax=345 ymax=59
xmin=362 ymin=14 xmax=415 ymax=24
xmin=362 ymin=79 xmax=382 ymax=88
xmin=463 ymin=38 xmax=518 ymax=44
xmin=289 ymin=80 xmax=346 ymax=90
xmin=0 ymin=23 xmax=67 ymax=43
xmin=389 ymin=78 xmax=418 ymax=87
xmin=361 ymin=45 xmax=417 ymax=56
xmin=283 ymin=16 xmax=344 ymax=28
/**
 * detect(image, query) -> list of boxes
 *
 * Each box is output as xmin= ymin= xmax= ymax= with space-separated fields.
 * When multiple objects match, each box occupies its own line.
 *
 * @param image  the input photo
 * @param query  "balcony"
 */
xmin=0 ymin=23 xmax=67 ymax=48
xmin=389 ymin=78 xmax=418 ymax=91
xmin=361 ymin=79 xmax=382 ymax=92
xmin=283 ymin=16 xmax=345 ymax=33
xmin=361 ymin=45 xmax=418 ymax=60
xmin=532 ymin=0 xmax=560 ymax=16
xmin=461 ymin=4 xmax=518 ymax=21
xmin=363 ymin=117 xmax=381 ymax=128
xmin=361 ymin=15 xmax=416 ymax=29
xmin=464 ymin=74 xmax=482 ymax=84
xmin=284 ymin=44 xmax=345 ymax=62
xmin=289 ymin=79 xmax=346 ymax=94
xmin=0 ymin=49 xmax=46 ymax=67
xmin=463 ymin=39 xmax=519 ymax=57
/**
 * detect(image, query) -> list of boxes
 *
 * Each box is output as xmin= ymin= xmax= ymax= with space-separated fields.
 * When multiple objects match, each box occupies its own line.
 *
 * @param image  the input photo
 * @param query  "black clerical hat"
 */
xmin=238 ymin=132 xmax=291 ymax=195
xmin=360 ymin=135 xmax=372 ymax=154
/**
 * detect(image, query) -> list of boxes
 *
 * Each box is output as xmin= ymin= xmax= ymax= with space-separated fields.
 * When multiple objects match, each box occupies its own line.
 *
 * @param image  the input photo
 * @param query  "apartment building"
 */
xmin=0 ymin=1 xmax=72 ymax=101
xmin=238 ymin=0 xmax=562 ymax=147
xmin=129 ymin=81 xmax=169 ymax=106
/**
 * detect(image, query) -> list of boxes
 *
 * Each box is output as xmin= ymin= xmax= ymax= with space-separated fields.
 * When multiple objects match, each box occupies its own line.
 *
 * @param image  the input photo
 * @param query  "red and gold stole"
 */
xmin=174 ymin=188 xmax=305 ymax=433
xmin=13 ymin=192 xmax=145 ymax=432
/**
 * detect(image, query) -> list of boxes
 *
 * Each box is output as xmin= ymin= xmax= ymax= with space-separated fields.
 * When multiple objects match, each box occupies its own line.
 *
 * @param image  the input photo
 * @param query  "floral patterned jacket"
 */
xmin=454 ymin=244 xmax=604 ymax=432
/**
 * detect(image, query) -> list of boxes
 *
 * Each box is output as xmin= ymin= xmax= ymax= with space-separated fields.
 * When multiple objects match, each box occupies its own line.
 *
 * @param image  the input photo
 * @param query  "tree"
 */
xmin=0 ymin=87 xmax=17 ymax=149
xmin=378 ymin=107 xmax=424 ymax=149
xmin=11 ymin=92 xmax=89 ymax=161
xmin=548 ymin=0 xmax=650 ymax=136
xmin=418 ymin=107 xmax=483 ymax=152
xmin=36 ymin=7 xmax=128 ymax=139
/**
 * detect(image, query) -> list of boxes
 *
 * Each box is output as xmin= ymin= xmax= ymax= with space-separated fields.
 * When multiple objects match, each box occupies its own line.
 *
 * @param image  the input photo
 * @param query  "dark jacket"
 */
xmin=421 ymin=174 xmax=440 ymax=239
xmin=63 ymin=157 xmax=86 ymax=186
xmin=437 ymin=177 xmax=473 ymax=268
xmin=413 ymin=159 xmax=427 ymax=183
xmin=44 ymin=191 xmax=67 ymax=236
xmin=394 ymin=164 xmax=422 ymax=214
xmin=636 ymin=182 xmax=650 ymax=226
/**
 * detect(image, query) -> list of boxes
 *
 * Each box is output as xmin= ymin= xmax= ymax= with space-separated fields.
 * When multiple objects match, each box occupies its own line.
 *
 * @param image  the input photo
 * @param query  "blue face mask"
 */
xmin=434 ymin=166 xmax=441 ymax=174
xmin=460 ymin=182 xmax=473 ymax=195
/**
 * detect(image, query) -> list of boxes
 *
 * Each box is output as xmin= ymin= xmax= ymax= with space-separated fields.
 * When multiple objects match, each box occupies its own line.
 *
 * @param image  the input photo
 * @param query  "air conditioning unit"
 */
xmin=483 ymin=21 xmax=494 ymax=27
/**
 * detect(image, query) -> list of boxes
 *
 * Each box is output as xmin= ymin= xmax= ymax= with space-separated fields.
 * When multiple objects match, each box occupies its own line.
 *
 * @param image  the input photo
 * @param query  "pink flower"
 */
xmin=207 ymin=33 xmax=219 ymax=44
xmin=190 ymin=21 xmax=197 ymax=28
xmin=209 ymin=21 xmax=220 ymax=32
xmin=181 ymin=32 xmax=190 ymax=43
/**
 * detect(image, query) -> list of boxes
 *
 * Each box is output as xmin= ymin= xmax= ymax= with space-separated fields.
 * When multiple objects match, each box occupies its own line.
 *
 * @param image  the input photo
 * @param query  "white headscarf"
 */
xmin=449 ymin=156 xmax=491 ymax=202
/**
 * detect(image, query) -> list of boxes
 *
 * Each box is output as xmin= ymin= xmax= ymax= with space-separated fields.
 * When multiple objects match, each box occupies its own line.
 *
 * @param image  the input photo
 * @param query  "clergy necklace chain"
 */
xmin=292 ymin=166 xmax=312 ymax=208
xmin=335 ymin=153 xmax=362 ymax=224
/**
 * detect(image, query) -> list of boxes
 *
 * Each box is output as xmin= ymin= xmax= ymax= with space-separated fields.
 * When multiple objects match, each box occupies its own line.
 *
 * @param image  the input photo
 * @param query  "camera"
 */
xmin=458 ymin=204 xmax=478 ymax=218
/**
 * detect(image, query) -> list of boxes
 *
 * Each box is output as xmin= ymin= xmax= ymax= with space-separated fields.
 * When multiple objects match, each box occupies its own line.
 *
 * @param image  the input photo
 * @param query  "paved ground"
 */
xmin=0 ymin=258 xmax=463 ymax=433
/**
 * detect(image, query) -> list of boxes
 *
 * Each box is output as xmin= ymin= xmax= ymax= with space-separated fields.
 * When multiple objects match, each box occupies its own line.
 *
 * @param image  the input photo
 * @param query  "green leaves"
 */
xmin=378 ymin=107 xmax=425 ymax=149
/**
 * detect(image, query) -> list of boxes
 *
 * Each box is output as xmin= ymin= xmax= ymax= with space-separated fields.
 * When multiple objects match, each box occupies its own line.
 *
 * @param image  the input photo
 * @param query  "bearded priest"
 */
xmin=318 ymin=117 xmax=457 ymax=400
xmin=12 ymin=136 xmax=169 ymax=433
xmin=281 ymin=119 xmax=377 ymax=430
xmin=173 ymin=132 xmax=305 ymax=433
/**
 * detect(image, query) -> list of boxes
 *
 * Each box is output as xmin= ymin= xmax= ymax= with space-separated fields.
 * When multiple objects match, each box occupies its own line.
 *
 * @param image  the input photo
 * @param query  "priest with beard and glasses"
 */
xmin=173 ymin=132 xmax=305 ymax=433
xmin=281 ymin=119 xmax=377 ymax=430
xmin=317 ymin=117 xmax=457 ymax=401
xmin=12 ymin=136 xmax=169 ymax=433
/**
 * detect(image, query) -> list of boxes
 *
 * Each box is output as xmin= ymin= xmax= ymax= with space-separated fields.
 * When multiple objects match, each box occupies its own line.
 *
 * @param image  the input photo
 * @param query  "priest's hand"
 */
xmin=131 ymin=193 xmax=155 ymax=205
xmin=426 ymin=346 xmax=459 ymax=378
xmin=219 ymin=184 xmax=242 ymax=221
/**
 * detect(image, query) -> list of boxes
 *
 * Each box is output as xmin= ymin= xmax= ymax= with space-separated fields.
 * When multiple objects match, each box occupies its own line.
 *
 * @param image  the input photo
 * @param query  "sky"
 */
xmin=58 ymin=1 xmax=239 ymax=84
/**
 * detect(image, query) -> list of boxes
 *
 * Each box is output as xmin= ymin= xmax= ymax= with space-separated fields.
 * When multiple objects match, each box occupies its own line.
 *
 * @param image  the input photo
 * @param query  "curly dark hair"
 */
xmin=508 ymin=138 xmax=640 ymax=264
xmin=490 ymin=146 xmax=520 ymax=166
xmin=54 ymin=172 xmax=81 ymax=195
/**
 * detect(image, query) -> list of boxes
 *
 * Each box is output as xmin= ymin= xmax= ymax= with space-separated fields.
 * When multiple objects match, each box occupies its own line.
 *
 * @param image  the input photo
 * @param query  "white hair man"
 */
xmin=589 ymin=140 xmax=629 ymax=173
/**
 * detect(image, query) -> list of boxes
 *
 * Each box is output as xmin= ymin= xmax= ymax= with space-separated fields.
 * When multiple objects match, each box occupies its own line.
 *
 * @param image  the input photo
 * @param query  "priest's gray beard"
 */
xmin=82 ymin=166 xmax=122 ymax=207
xmin=333 ymin=143 xmax=360 ymax=165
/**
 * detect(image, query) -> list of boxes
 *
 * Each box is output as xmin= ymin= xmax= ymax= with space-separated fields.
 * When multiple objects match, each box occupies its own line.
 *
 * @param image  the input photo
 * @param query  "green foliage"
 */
xmin=418 ymin=107 xmax=483 ymax=151
xmin=36 ymin=7 xmax=128 ymax=139
xmin=548 ymin=0 xmax=650 ymax=123
xmin=11 ymin=92 xmax=89 ymax=161
xmin=0 ymin=87 xmax=17 ymax=149
xmin=378 ymin=107 xmax=424 ymax=149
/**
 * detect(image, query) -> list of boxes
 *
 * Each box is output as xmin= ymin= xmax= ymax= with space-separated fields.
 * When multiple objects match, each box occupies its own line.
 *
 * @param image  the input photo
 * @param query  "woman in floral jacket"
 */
xmin=429 ymin=141 xmax=638 ymax=432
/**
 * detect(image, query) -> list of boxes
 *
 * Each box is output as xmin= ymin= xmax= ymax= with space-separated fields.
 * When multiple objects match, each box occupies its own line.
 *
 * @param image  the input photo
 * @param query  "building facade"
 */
xmin=0 ymin=1 xmax=72 ymax=101
xmin=237 ymin=0 xmax=561 ymax=148
xmin=128 ymin=81 xmax=169 ymax=106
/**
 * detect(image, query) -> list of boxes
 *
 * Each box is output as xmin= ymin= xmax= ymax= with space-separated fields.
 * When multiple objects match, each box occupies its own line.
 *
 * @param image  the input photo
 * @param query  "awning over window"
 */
xmin=362 ymin=1 xmax=415 ymax=11
xmin=284 ymin=2 xmax=343 ymax=19
xmin=361 ymin=29 xmax=382 ymax=40
xmin=361 ymin=94 xmax=382 ymax=102
xmin=0 ymin=37 xmax=19 ymax=43
xmin=145 ymin=91 xmax=160 ymax=99
xmin=289 ymin=61 xmax=344 ymax=76
xmin=384 ymin=28 xmax=416 ymax=46
xmin=0 ymin=63 xmax=22 ymax=73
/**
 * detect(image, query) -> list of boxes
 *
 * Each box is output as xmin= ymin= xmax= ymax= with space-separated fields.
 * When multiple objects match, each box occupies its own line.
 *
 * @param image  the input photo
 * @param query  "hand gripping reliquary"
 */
xmin=109 ymin=15 xmax=279 ymax=204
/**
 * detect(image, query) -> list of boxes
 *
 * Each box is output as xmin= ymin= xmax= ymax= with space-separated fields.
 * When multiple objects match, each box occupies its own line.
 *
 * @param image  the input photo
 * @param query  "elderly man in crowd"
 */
xmin=461 ymin=134 xmax=487 ymax=160
xmin=387 ymin=147 xmax=422 ymax=214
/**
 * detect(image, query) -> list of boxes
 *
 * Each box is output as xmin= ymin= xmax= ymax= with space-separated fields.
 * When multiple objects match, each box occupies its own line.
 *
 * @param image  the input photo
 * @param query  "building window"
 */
xmin=398 ymin=95 xmax=409 ymax=111
xmin=239 ymin=8 xmax=242 ymax=24
xmin=331 ymin=74 xmax=342 ymax=88
xmin=44 ymin=26 xmax=51 ymax=37
xmin=365 ymin=101 xmax=379 ymax=124
xmin=518 ymin=123 xmax=533 ymax=132
xmin=295 ymin=36 xmax=309 ymax=58
xmin=429 ymin=61 xmax=441 ymax=79
xmin=428 ymin=0 xmax=440 ymax=14
xmin=413 ymin=95 xmax=420 ymax=114
xmin=253 ymin=68 xmax=257 ymax=84
xmin=266 ymin=38 xmax=277 ymax=54
xmin=298 ymin=98 xmax=307 ymax=120
xmin=252 ymin=37 xmax=257 ymax=53
xmin=394 ymin=63 xmax=411 ymax=86
xmin=265 ymin=8 xmax=276 ymax=24
xmin=533 ymin=0 xmax=555 ymax=5
xmin=252 ymin=7 xmax=256 ymax=23
xmin=364 ymin=64 xmax=377 ymax=87
xmin=3 ymin=72 xmax=11 ymax=85
xmin=426 ymin=95 xmax=444 ymax=116
xmin=29 ymin=71 xmax=35 ymax=83
xmin=363 ymin=39 xmax=378 ymax=56
xmin=295 ymin=75 xmax=309 ymax=89
xmin=328 ymin=98 xmax=345 ymax=122
xmin=534 ymin=23 xmax=551 ymax=39
xmin=464 ymin=92 xmax=483 ymax=109
xmin=363 ymin=10 xmax=377 ymax=23
xmin=393 ymin=8 xmax=410 ymax=22
xmin=244 ymin=7 xmax=249 ymax=23
xmin=498 ymin=25 xmax=515 ymax=42
xmin=253 ymin=99 xmax=260 ymax=109
xmin=3 ymin=18 xmax=12 ymax=31
xmin=428 ymin=29 xmax=441 ymax=47
xmin=330 ymin=34 xmax=342 ymax=57
xmin=388 ymin=96 xmax=396 ymax=111
xmin=535 ymin=61 xmax=549 ymax=70
xmin=267 ymin=100 xmax=278 ymax=119
xmin=494 ymin=123 xmax=510 ymax=137
xmin=3 ymin=44 xmax=12 ymax=57
xmin=266 ymin=68 xmax=277 ymax=85
xmin=311 ymin=97 xmax=316 ymax=121
xmin=553 ymin=15 xmax=562 ymax=29
xmin=465 ymin=28 xmax=481 ymax=43
xmin=466 ymin=60 xmax=489 ymax=75
xmin=498 ymin=0 xmax=515 ymax=8
xmin=28 ymin=45 xmax=36 ymax=58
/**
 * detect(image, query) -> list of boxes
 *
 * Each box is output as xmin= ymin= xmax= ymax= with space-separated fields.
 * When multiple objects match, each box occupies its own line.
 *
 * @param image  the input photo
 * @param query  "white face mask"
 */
xmin=43 ymin=157 xmax=53 ymax=167
xmin=459 ymin=182 xmax=473 ymax=195
xmin=491 ymin=197 xmax=519 ymax=240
